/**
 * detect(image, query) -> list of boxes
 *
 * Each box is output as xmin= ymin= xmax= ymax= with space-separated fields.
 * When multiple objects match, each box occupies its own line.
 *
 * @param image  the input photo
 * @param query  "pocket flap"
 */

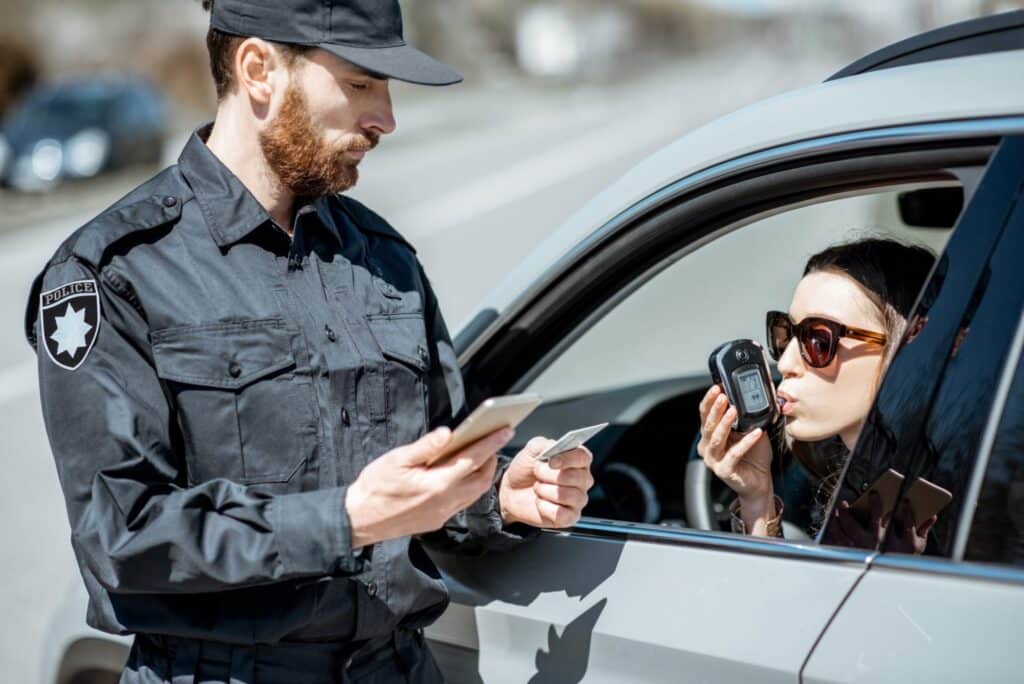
xmin=151 ymin=319 xmax=297 ymax=390
xmin=367 ymin=314 xmax=430 ymax=372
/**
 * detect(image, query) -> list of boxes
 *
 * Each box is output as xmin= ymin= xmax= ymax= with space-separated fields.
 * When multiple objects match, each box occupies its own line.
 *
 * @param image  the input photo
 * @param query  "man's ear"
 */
xmin=234 ymin=37 xmax=282 ymax=106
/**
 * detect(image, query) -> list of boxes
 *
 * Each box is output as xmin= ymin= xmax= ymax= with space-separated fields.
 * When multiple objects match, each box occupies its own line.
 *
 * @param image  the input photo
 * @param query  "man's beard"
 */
xmin=259 ymin=83 xmax=378 ymax=199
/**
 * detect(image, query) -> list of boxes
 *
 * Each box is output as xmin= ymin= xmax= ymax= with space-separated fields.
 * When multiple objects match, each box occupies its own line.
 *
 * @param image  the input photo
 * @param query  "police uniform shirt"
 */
xmin=25 ymin=125 xmax=530 ymax=647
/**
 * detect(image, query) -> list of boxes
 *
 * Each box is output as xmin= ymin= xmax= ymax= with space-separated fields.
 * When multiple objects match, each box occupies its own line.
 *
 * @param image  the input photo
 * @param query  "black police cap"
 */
xmin=210 ymin=0 xmax=463 ymax=86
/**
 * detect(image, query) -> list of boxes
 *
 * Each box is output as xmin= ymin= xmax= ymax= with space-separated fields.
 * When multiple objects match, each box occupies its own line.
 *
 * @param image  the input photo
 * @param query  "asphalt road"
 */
xmin=0 ymin=47 xmax=841 ymax=683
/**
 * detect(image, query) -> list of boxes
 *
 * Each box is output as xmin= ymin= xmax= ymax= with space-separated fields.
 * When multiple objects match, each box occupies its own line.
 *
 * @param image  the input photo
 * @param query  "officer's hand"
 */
xmin=498 ymin=438 xmax=595 ymax=529
xmin=345 ymin=427 xmax=513 ymax=549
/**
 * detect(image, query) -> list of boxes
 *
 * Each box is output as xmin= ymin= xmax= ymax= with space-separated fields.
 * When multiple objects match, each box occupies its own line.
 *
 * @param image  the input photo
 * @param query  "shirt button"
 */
xmin=325 ymin=325 xmax=337 ymax=342
xmin=341 ymin=408 xmax=350 ymax=426
xmin=162 ymin=196 xmax=177 ymax=208
xmin=417 ymin=346 xmax=428 ymax=362
xmin=366 ymin=581 xmax=378 ymax=597
xmin=228 ymin=362 xmax=242 ymax=378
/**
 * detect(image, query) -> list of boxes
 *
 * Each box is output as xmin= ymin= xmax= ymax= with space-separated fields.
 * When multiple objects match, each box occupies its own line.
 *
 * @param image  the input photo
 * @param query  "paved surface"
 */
xmin=0 ymin=46 xmax=844 ymax=683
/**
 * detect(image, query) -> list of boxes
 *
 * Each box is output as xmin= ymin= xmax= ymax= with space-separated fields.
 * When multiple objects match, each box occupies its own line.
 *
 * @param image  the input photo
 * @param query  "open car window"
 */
xmin=517 ymin=183 xmax=957 ymax=536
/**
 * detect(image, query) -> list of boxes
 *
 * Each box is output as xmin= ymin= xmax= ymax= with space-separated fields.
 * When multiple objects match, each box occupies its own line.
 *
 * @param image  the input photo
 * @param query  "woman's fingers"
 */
xmin=720 ymin=428 xmax=763 ymax=473
xmin=703 ymin=394 xmax=729 ymax=437
xmin=698 ymin=385 xmax=721 ymax=422
xmin=916 ymin=515 xmax=938 ymax=538
xmin=836 ymin=501 xmax=878 ymax=548
xmin=706 ymin=407 xmax=737 ymax=460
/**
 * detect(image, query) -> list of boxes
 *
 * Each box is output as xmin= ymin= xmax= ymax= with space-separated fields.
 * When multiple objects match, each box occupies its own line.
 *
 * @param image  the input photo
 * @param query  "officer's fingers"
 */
xmin=521 ymin=436 xmax=556 ymax=459
xmin=396 ymin=427 xmax=452 ymax=466
xmin=453 ymin=453 xmax=499 ymax=503
xmin=441 ymin=428 xmax=513 ymax=481
xmin=533 ymin=482 xmax=588 ymax=511
xmin=546 ymin=446 xmax=592 ymax=471
xmin=534 ymin=465 xmax=593 ymax=489
xmin=537 ymin=499 xmax=579 ymax=528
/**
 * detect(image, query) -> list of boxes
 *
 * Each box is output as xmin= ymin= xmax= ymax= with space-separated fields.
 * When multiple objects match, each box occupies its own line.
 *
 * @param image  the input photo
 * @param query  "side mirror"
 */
xmin=898 ymin=187 xmax=964 ymax=229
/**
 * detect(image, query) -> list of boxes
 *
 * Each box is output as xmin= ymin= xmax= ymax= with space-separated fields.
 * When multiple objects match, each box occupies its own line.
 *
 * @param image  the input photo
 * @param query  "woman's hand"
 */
xmin=697 ymin=385 xmax=775 ymax=529
xmin=827 ymin=493 xmax=886 ymax=550
xmin=826 ymin=493 xmax=934 ymax=555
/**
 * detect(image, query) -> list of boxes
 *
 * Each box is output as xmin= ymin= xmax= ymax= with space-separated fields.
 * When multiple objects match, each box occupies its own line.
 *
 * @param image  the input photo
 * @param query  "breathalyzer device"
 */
xmin=708 ymin=339 xmax=778 ymax=433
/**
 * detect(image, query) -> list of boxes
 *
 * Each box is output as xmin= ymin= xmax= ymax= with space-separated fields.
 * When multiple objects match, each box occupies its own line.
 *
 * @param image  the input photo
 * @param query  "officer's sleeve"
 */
xmin=30 ymin=257 xmax=366 ymax=594
xmin=414 ymin=263 xmax=537 ymax=553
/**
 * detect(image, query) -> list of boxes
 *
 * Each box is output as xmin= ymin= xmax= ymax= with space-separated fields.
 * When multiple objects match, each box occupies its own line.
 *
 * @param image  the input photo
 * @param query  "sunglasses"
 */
xmin=766 ymin=310 xmax=887 ymax=368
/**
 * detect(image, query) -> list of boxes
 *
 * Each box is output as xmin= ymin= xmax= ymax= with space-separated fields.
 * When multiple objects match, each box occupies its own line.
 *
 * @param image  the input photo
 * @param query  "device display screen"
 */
xmin=733 ymin=366 xmax=769 ymax=413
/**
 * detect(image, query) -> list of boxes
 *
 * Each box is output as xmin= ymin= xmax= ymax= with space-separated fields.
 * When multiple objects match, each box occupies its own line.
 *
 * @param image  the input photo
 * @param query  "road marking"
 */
xmin=394 ymin=109 xmax=679 ymax=238
xmin=0 ymin=360 xmax=37 ymax=406
xmin=368 ymin=103 xmax=610 ymax=181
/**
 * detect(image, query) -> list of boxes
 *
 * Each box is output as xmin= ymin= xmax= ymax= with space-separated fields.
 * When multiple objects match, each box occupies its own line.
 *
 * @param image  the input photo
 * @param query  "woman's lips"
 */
xmin=777 ymin=390 xmax=797 ymax=416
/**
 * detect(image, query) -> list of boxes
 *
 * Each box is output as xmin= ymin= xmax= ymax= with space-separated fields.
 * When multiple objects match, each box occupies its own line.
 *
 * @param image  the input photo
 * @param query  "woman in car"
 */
xmin=696 ymin=237 xmax=935 ymax=544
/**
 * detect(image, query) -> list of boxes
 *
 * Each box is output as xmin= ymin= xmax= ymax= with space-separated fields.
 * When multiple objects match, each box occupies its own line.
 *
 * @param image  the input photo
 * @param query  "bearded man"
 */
xmin=24 ymin=1 xmax=594 ymax=682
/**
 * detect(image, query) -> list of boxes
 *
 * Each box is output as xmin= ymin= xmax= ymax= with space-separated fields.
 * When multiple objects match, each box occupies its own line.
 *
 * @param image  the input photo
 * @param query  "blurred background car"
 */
xmin=0 ymin=77 xmax=166 ymax=192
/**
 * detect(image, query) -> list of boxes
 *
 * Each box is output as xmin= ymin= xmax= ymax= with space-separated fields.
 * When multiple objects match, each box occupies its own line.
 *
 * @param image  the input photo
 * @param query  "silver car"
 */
xmin=45 ymin=12 xmax=1024 ymax=684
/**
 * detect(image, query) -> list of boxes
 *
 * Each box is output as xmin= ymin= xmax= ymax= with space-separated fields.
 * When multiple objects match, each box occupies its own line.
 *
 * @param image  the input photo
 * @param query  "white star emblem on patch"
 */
xmin=50 ymin=304 xmax=94 ymax=358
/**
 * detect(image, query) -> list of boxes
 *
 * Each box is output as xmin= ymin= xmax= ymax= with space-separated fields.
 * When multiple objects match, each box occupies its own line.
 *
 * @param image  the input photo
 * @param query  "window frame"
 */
xmin=459 ymin=118 xmax=1024 ymax=562
xmin=954 ymin=305 xmax=1024 ymax=561
xmin=815 ymin=135 xmax=1024 ymax=565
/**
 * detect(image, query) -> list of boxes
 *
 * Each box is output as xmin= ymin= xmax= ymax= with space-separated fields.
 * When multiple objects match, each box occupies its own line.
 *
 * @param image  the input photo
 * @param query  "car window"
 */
xmin=819 ymin=136 xmax=1024 ymax=557
xmin=520 ymin=183 xmax=955 ymax=533
xmin=529 ymin=188 xmax=951 ymax=401
xmin=963 ymin=334 xmax=1024 ymax=567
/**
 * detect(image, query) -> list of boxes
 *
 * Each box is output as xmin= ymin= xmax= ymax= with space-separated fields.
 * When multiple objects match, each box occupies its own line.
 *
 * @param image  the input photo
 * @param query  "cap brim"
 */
xmin=319 ymin=43 xmax=463 ymax=86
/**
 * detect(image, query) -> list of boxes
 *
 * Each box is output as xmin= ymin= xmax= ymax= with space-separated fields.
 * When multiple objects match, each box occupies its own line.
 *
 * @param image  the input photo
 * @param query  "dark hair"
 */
xmin=199 ymin=1 xmax=311 ymax=100
xmin=803 ymin=237 xmax=936 ymax=364
xmin=788 ymin=238 xmax=936 ymax=519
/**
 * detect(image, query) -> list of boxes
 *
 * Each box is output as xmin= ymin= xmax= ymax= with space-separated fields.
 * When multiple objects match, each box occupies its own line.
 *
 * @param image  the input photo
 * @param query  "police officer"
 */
xmin=25 ymin=1 xmax=595 ymax=681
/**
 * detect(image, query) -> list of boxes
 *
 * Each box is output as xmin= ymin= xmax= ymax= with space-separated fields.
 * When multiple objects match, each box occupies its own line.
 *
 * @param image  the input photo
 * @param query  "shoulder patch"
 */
xmin=39 ymin=278 xmax=101 ymax=370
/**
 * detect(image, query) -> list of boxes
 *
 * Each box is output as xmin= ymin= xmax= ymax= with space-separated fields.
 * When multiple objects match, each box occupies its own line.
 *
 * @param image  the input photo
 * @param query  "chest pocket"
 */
xmin=366 ymin=312 xmax=430 ymax=445
xmin=151 ymin=319 xmax=317 ymax=485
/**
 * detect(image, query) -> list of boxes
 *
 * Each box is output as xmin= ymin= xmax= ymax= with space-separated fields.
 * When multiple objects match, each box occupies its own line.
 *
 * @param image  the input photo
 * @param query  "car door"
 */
xmin=801 ymin=136 xmax=1024 ymax=683
xmin=424 ymin=122 xmax=1015 ymax=683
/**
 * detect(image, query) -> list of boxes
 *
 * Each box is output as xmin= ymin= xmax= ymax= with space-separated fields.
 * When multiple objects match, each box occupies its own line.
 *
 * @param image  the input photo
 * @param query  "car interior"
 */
xmin=503 ymin=181 xmax=965 ymax=540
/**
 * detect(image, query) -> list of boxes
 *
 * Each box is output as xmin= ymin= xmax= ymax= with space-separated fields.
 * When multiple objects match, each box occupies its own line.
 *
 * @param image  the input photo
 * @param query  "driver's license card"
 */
xmin=537 ymin=423 xmax=609 ymax=463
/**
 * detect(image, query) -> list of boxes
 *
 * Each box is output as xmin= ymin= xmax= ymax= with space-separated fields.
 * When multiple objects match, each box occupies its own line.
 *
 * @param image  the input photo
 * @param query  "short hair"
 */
xmin=199 ymin=1 xmax=311 ymax=100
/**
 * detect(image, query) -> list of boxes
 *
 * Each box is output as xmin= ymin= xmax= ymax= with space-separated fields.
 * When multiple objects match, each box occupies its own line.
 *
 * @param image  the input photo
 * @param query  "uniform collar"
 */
xmin=178 ymin=123 xmax=275 ymax=248
xmin=178 ymin=123 xmax=399 ymax=252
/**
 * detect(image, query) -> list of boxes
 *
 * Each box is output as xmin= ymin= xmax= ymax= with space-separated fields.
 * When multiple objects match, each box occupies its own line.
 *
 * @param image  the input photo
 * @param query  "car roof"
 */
xmin=828 ymin=10 xmax=1024 ymax=81
xmin=469 ymin=48 xmax=1024 ymax=332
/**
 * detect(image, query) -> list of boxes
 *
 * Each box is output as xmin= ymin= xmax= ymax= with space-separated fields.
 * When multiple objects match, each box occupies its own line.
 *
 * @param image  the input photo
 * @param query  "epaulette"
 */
xmin=67 ymin=193 xmax=184 ymax=269
xmin=335 ymin=195 xmax=417 ymax=254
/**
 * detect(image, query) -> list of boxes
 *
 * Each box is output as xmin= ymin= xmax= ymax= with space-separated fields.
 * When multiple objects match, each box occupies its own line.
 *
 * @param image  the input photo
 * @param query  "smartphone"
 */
xmin=901 ymin=477 xmax=953 ymax=527
xmin=426 ymin=393 xmax=543 ymax=466
xmin=537 ymin=423 xmax=609 ymax=463
xmin=850 ymin=468 xmax=905 ymax=520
